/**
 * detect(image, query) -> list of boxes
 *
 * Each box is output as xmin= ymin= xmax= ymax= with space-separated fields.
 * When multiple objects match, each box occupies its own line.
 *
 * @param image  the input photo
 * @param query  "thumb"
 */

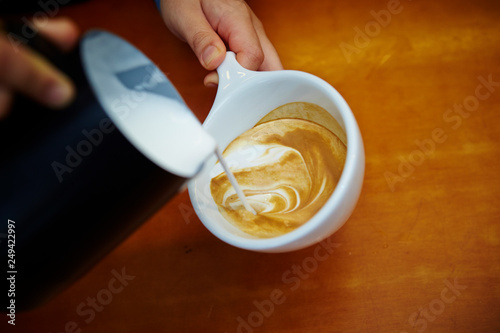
xmin=189 ymin=25 xmax=226 ymax=70
xmin=161 ymin=1 xmax=226 ymax=70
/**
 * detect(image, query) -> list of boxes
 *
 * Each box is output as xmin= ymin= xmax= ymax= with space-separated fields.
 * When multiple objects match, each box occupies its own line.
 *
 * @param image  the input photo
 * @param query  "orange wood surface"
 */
xmin=5 ymin=0 xmax=500 ymax=332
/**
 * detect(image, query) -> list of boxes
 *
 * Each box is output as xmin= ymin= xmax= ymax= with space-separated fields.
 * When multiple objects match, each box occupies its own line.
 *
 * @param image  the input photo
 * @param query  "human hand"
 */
xmin=159 ymin=0 xmax=283 ymax=86
xmin=0 ymin=17 xmax=79 ymax=119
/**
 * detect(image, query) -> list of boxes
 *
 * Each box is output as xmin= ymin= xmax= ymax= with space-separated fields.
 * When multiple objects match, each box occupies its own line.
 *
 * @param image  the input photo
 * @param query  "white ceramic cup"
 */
xmin=188 ymin=52 xmax=364 ymax=253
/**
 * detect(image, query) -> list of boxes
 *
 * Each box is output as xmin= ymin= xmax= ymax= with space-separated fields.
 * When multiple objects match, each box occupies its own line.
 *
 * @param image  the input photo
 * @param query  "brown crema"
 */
xmin=210 ymin=103 xmax=347 ymax=238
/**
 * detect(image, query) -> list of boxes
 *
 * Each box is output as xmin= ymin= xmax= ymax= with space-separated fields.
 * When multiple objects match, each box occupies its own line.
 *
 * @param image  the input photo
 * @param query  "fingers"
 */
xmin=202 ymin=0 xmax=283 ymax=72
xmin=204 ymin=1 xmax=283 ymax=87
xmin=161 ymin=0 xmax=283 ymax=87
xmin=34 ymin=17 xmax=80 ymax=52
xmin=160 ymin=0 xmax=226 ymax=70
xmin=0 ymin=17 xmax=78 ymax=115
xmin=202 ymin=0 xmax=264 ymax=71
xmin=0 ymin=35 xmax=74 ymax=109
xmin=248 ymin=13 xmax=283 ymax=71
xmin=203 ymin=71 xmax=219 ymax=87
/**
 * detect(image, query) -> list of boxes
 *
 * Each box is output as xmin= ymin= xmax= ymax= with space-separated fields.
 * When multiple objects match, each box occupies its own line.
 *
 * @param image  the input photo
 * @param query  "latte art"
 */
xmin=210 ymin=113 xmax=347 ymax=238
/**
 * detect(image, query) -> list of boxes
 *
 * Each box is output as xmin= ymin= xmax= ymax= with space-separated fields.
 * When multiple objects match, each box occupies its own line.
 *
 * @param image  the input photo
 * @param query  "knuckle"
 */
xmin=252 ymin=16 xmax=265 ymax=32
xmin=221 ymin=0 xmax=247 ymax=10
xmin=216 ymin=0 xmax=249 ymax=20
xmin=245 ymin=47 xmax=265 ymax=69
xmin=191 ymin=30 xmax=214 ymax=53
xmin=230 ymin=0 xmax=248 ymax=11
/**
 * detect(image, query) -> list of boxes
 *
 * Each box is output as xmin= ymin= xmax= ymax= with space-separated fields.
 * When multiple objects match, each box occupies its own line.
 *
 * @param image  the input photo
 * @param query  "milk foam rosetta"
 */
xmin=210 ymin=115 xmax=347 ymax=238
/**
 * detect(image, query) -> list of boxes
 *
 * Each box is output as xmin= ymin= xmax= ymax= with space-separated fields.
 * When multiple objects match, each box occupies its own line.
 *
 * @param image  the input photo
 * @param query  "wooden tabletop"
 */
xmin=9 ymin=0 xmax=500 ymax=332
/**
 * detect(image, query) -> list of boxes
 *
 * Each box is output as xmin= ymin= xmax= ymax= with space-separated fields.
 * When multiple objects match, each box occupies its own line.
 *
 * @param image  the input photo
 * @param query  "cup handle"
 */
xmin=206 ymin=51 xmax=258 ymax=121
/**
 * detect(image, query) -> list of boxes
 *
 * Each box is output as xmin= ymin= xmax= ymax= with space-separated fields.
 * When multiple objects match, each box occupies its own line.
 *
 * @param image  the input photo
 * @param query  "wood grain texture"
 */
xmin=6 ymin=0 xmax=500 ymax=332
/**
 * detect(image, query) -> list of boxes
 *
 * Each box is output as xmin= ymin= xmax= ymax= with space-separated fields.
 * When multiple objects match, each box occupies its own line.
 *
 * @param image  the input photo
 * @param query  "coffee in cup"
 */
xmin=209 ymin=102 xmax=347 ymax=238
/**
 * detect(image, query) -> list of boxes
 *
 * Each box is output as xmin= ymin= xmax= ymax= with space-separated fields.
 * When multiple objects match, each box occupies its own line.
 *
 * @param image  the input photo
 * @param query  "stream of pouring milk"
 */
xmin=110 ymin=88 xmax=255 ymax=214
xmin=215 ymin=148 xmax=257 ymax=215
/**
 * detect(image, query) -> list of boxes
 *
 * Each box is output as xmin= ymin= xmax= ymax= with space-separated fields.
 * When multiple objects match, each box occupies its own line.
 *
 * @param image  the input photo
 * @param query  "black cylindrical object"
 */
xmin=0 ymin=25 xmax=209 ymax=311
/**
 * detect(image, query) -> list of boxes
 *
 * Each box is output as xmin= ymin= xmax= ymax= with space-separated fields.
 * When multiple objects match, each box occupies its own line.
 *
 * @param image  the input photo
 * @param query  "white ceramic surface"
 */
xmin=188 ymin=52 xmax=365 ymax=252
